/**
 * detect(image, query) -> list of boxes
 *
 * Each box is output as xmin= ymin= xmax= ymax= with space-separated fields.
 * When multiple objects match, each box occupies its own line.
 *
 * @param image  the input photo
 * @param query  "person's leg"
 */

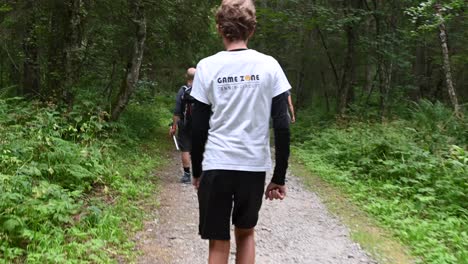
xmin=234 ymin=227 xmax=255 ymax=264
xmin=178 ymin=128 xmax=191 ymax=183
xmin=198 ymin=171 xmax=235 ymax=262
xmin=209 ymin=240 xmax=230 ymax=264
xmin=179 ymin=151 xmax=191 ymax=183
xmin=232 ymin=171 xmax=266 ymax=264
xmin=181 ymin=151 xmax=191 ymax=169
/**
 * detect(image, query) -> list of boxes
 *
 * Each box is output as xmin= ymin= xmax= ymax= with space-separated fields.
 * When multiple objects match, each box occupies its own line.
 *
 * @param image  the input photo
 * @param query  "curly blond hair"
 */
xmin=215 ymin=0 xmax=257 ymax=41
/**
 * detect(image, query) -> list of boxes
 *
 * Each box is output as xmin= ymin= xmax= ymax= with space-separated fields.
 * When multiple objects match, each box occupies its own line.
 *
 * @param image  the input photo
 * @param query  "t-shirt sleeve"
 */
xmin=191 ymin=63 xmax=210 ymax=105
xmin=272 ymin=59 xmax=291 ymax=98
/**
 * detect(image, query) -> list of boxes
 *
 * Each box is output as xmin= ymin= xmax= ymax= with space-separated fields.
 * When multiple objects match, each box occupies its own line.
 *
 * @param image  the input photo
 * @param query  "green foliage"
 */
xmin=0 ymin=3 xmax=12 ymax=13
xmin=406 ymin=0 xmax=466 ymax=32
xmin=409 ymin=99 xmax=468 ymax=146
xmin=294 ymin=101 xmax=467 ymax=263
xmin=0 ymin=96 xmax=172 ymax=263
xmin=121 ymin=85 xmax=174 ymax=140
xmin=0 ymin=98 xmax=111 ymax=262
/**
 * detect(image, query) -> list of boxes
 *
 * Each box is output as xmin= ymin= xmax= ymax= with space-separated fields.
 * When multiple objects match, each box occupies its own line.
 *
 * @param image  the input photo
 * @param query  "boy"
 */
xmin=191 ymin=1 xmax=291 ymax=263
xmin=170 ymin=67 xmax=196 ymax=183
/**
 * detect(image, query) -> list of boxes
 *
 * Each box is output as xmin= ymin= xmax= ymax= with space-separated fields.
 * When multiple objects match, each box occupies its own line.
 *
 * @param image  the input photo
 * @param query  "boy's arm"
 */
xmin=191 ymin=99 xmax=211 ymax=179
xmin=170 ymin=116 xmax=180 ymax=135
xmin=287 ymin=95 xmax=296 ymax=123
xmin=170 ymin=88 xmax=184 ymax=135
xmin=271 ymin=92 xmax=290 ymax=185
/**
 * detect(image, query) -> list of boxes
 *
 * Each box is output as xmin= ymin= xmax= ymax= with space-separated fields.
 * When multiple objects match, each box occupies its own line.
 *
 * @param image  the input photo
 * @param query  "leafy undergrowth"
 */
xmin=0 ymin=95 xmax=173 ymax=263
xmin=293 ymin=101 xmax=467 ymax=264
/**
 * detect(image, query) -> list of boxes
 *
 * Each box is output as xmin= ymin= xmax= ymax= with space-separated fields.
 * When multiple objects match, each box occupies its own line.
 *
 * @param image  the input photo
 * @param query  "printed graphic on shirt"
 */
xmin=217 ymin=74 xmax=261 ymax=91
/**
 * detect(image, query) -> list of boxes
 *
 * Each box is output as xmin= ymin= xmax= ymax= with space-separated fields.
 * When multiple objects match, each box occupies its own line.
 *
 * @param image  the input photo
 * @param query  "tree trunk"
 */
xmin=46 ymin=0 xmax=84 ymax=105
xmin=320 ymin=70 xmax=331 ymax=112
xmin=294 ymin=28 xmax=313 ymax=109
xmin=295 ymin=70 xmax=304 ymax=108
xmin=363 ymin=57 xmax=374 ymax=100
xmin=22 ymin=23 xmax=40 ymax=98
xmin=414 ymin=43 xmax=429 ymax=100
xmin=10 ymin=63 xmax=20 ymax=94
xmin=104 ymin=60 xmax=117 ymax=100
xmin=379 ymin=62 xmax=393 ymax=120
xmin=362 ymin=4 xmax=375 ymax=101
xmin=22 ymin=1 xmax=40 ymax=98
xmin=111 ymin=0 xmax=146 ymax=121
xmin=46 ymin=1 xmax=65 ymax=100
xmin=434 ymin=3 xmax=461 ymax=116
xmin=337 ymin=0 xmax=361 ymax=117
xmin=63 ymin=0 xmax=85 ymax=109
xmin=379 ymin=3 xmax=397 ymax=121
xmin=317 ymin=27 xmax=340 ymax=92
xmin=3 ymin=45 xmax=20 ymax=92
xmin=369 ymin=0 xmax=383 ymax=108
xmin=338 ymin=23 xmax=357 ymax=117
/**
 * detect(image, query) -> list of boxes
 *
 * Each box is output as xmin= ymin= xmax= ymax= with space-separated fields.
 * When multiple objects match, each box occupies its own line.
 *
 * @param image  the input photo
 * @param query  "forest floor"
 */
xmin=134 ymin=150 xmax=381 ymax=264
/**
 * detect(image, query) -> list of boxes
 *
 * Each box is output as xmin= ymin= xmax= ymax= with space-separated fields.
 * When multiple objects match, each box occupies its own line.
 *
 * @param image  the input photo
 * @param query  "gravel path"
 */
xmin=136 ymin=151 xmax=376 ymax=264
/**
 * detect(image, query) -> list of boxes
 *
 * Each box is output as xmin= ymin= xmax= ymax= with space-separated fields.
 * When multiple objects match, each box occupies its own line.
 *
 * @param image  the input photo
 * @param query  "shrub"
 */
xmin=0 ymin=98 xmax=116 ymax=261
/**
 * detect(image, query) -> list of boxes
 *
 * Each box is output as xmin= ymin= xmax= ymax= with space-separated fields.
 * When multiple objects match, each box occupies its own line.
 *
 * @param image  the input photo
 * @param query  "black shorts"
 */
xmin=177 ymin=126 xmax=191 ymax=152
xmin=197 ymin=170 xmax=266 ymax=240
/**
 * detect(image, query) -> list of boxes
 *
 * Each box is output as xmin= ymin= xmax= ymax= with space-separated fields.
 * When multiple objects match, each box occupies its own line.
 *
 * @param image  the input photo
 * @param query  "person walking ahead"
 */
xmin=170 ymin=67 xmax=196 ymax=183
xmin=190 ymin=0 xmax=291 ymax=263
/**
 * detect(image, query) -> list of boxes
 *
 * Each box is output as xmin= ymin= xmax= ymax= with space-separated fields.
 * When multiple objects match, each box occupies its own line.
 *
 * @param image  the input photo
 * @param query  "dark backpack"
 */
xmin=181 ymin=85 xmax=194 ymax=127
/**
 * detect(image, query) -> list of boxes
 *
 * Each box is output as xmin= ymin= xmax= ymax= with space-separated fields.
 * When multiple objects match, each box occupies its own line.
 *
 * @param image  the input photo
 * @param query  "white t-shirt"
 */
xmin=191 ymin=49 xmax=291 ymax=172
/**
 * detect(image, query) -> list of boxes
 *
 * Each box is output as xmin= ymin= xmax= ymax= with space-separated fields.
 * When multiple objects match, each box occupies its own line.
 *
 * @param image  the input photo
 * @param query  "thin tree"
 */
xmin=22 ymin=0 xmax=40 ymax=98
xmin=63 ymin=0 xmax=85 ymax=108
xmin=434 ymin=3 xmax=461 ymax=116
xmin=338 ymin=0 xmax=361 ymax=117
xmin=111 ymin=0 xmax=147 ymax=121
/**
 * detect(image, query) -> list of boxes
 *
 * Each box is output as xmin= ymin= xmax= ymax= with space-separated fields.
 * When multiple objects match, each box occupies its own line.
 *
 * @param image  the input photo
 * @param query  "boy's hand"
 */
xmin=192 ymin=177 xmax=201 ymax=190
xmin=169 ymin=126 xmax=176 ymax=136
xmin=265 ymin=182 xmax=286 ymax=200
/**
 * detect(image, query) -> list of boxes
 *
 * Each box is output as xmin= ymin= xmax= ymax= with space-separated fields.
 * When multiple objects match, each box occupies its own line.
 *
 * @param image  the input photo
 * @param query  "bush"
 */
xmin=409 ymin=99 xmax=468 ymax=147
xmin=0 ymin=98 xmax=116 ymax=261
xmin=0 ymin=95 xmax=172 ymax=263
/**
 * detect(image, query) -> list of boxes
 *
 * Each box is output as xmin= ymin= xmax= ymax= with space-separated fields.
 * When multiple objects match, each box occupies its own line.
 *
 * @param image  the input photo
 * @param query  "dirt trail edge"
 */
xmin=136 ymin=151 xmax=377 ymax=264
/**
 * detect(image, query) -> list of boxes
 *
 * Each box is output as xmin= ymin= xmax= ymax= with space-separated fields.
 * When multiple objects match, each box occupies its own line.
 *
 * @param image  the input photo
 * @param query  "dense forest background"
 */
xmin=0 ymin=0 xmax=466 ymax=263
xmin=0 ymin=0 xmax=466 ymax=116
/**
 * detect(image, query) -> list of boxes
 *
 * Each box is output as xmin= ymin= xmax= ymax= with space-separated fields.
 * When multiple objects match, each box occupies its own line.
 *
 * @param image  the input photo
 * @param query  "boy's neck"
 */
xmin=224 ymin=38 xmax=248 ymax=51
